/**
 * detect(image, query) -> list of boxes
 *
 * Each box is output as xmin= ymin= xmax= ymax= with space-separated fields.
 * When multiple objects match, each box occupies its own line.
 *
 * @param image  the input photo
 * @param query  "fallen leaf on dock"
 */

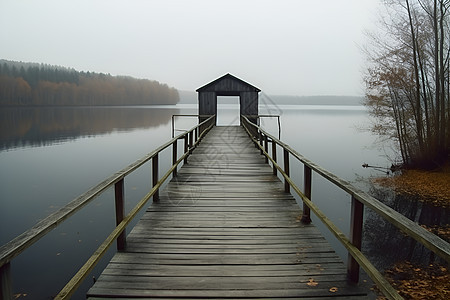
xmin=307 ymin=278 xmax=318 ymax=286
xmin=329 ymin=287 xmax=338 ymax=292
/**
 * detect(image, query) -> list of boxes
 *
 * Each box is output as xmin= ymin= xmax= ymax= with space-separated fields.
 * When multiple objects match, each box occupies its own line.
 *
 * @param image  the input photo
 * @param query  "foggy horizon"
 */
xmin=1 ymin=0 xmax=380 ymax=97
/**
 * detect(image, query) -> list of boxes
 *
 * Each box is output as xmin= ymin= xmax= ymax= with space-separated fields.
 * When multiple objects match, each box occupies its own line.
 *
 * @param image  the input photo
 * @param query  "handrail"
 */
xmin=241 ymin=115 xmax=450 ymax=300
xmin=171 ymin=114 xmax=213 ymax=138
xmin=0 ymin=115 xmax=216 ymax=300
xmin=258 ymin=114 xmax=282 ymax=139
xmin=244 ymin=114 xmax=281 ymax=139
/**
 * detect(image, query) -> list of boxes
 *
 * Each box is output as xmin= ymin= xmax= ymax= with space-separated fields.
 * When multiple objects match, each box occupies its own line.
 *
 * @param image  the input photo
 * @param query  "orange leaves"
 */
xmin=385 ymin=261 xmax=450 ymax=300
xmin=305 ymin=278 xmax=339 ymax=294
xmin=306 ymin=278 xmax=318 ymax=287
xmin=373 ymin=164 xmax=450 ymax=208
xmin=329 ymin=287 xmax=338 ymax=293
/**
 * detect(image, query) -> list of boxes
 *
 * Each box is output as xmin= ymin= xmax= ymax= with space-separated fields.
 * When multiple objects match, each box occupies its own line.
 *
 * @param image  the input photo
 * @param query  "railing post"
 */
xmin=114 ymin=178 xmax=126 ymax=251
xmin=184 ymin=134 xmax=188 ymax=164
xmin=272 ymin=140 xmax=277 ymax=176
xmin=301 ymin=165 xmax=312 ymax=224
xmin=189 ymin=131 xmax=193 ymax=154
xmin=195 ymin=128 xmax=198 ymax=144
xmin=1 ymin=262 xmax=12 ymax=300
xmin=264 ymin=134 xmax=268 ymax=163
xmin=283 ymin=148 xmax=290 ymax=193
xmin=152 ymin=154 xmax=159 ymax=202
xmin=171 ymin=115 xmax=175 ymax=138
xmin=259 ymin=131 xmax=263 ymax=155
xmin=348 ymin=195 xmax=364 ymax=283
xmin=172 ymin=140 xmax=177 ymax=177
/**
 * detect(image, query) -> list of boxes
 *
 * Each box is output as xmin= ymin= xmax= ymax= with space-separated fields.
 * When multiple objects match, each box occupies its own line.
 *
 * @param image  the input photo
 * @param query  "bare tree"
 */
xmin=364 ymin=0 xmax=450 ymax=168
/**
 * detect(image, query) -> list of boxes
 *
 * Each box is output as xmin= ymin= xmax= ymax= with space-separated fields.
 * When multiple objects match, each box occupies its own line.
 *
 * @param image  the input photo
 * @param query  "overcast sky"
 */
xmin=1 ymin=0 xmax=380 ymax=96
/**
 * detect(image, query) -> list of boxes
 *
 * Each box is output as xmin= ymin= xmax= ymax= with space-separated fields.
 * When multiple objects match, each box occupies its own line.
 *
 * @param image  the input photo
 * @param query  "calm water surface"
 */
xmin=0 ymin=103 xmax=446 ymax=299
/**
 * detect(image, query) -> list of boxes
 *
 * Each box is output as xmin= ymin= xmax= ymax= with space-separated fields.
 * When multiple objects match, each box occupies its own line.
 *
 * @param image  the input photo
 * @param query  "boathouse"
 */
xmin=196 ymin=73 xmax=260 ymax=125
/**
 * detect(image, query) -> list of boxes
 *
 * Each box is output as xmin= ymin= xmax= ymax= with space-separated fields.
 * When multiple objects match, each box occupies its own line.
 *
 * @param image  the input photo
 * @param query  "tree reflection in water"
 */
xmin=363 ymin=184 xmax=449 ymax=271
xmin=0 ymin=106 xmax=179 ymax=150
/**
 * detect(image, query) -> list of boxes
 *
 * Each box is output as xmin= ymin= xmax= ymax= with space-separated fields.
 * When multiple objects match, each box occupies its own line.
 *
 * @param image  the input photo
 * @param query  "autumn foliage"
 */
xmin=364 ymin=0 xmax=449 ymax=168
xmin=374 ymin=162 xmax=450 ymax=207
xmin=0 ymin=60 xmax=179 ymax=106
xmin=383 ymin=261 xmax=449 ymax=299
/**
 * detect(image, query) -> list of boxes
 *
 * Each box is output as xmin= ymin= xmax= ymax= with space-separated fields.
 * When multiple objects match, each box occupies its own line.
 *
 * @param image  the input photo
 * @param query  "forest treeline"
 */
xmin=0 ymin=60 xmax=179 ymax=106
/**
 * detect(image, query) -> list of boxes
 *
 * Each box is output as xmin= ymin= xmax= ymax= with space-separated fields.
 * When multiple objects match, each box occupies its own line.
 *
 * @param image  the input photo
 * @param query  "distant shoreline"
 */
xmin=178 ymin=90 xmax=364 ymax=106
xmin=0 ymin=102 xmax=365 ymax=109
xmin=0 ymin=92 xmax=365 ymax=108
xmin=0 ymin=104 xmax=180 ymax=108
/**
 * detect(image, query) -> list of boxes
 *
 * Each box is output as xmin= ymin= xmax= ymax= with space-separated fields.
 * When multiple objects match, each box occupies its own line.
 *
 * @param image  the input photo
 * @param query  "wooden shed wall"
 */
xmin=198 ymin=92 xmax=216 ymax=116
xmin=240 ymin=91 xmax=258 ymax=116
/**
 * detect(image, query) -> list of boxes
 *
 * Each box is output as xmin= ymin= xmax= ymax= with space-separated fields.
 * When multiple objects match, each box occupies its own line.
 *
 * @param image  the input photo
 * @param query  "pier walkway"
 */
xmin=87 ymin=126 xmax=369 ymax=299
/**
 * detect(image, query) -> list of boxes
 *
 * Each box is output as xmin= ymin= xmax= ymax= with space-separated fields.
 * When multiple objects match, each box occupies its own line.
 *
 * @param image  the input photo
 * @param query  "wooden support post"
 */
xmin=348 ymin=195 xmax=364 ymax=283
xmin=1 ymin=262 xmax=12 ymax=300
xmin=184 ymin=135 xmax=188 ymax=164
xmin=253 ymin=130 xmax=258 ymax=148
xmin=189 ymin=131 xmax=193 ymax=154
xmin=283 ymin=148 xmax=290 ymax=193
xmin=172 ymin=140 xmax=177 ymax=177
xmin=171 ymin=115 xmax=175 ymax=138
xmin=194 ymin=128 xmax=198 ymax=143
xmin=301 ymin=165 xmax=312 ymax=224
xmin=264 ymin=135 xmax=268 ymax=163
xmin=152 ymin=154 xmax=159 ymax=202
xmin=114 ymin=179 xmax=126 ymax=251
xmin=259 ymin=131 xmax=263 ymax=155
xmin=272 ymin=141 xmax=277 ymax=176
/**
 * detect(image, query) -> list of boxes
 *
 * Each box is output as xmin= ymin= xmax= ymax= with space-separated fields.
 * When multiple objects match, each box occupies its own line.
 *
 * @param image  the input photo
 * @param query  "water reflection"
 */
xmin=3 ymin=104 xmax=436 ymax=299
xmin=363 ymin=185 xmax=449 ymax=270
xmin=0 ymin=106 xmax=179 ymax=150
xmin=0 ymin=106 xmax=182 ymax=299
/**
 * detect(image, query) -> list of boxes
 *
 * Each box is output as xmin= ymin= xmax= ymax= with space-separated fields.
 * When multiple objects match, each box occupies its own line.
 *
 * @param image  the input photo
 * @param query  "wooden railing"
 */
xmin=0 ymin=115 xmax=216 ymax=300
xmin=171 ymin=114 xmax=213 ymax=138
xmin=241 ymin=115 xmax=450 ymax=300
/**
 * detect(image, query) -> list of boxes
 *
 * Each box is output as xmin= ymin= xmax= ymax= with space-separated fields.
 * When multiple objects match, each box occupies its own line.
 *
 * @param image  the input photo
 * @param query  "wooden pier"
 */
xmin=86 ymin=126 xmax=369 ymax=299
xmin=3 ymin=74 xmax=448 ymax=300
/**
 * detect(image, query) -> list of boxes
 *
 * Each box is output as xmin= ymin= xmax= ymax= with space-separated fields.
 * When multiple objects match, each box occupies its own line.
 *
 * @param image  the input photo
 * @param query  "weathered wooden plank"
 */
xmin=127 ymin=231 xmax=323 ymax=238
xmin=87 ymin=126 xmax=369 ymax=299
xmin=145 ymin=207 xmax=302 ymax=213
xmin=122 ymin=239 xmax=330 ymax=247
xmin=127 ymin=226 xmax=320 ymax=233
xmin=121 ymin=247 xmax=334 ymax=255
xmin=89 ymin=280 xmax=366 ymax=294
xmin=91 ymin=273 xmax=352 ymax=283
xmin=88 ymin=297 xmax=372 ymax=300
xmin=100 ymin=264 xmax=352 ymax=277
xmin=108 ymin=253 xmax=343 ymax=265
xmin=88 ymin=287 xmax=367 ymax=298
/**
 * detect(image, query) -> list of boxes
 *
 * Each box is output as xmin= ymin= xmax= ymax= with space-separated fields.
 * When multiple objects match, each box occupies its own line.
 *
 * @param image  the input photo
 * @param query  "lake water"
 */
xmin=0 ymin=103 xmax=446 ymax=299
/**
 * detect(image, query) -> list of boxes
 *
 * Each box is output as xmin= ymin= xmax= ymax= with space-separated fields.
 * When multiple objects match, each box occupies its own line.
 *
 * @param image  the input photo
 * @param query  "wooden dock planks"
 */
xmin=87 ymin=126 xmax=369 ymax=299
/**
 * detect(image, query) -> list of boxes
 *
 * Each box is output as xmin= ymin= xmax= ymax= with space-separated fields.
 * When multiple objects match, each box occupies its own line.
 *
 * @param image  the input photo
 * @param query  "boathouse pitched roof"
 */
xmin=196 ymin=73 xmax=260 ymax=95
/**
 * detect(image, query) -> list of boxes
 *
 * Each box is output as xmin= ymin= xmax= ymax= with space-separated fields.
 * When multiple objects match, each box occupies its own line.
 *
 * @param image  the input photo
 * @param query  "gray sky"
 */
xmin=1 ymin=0 xmax=380 ymax=96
